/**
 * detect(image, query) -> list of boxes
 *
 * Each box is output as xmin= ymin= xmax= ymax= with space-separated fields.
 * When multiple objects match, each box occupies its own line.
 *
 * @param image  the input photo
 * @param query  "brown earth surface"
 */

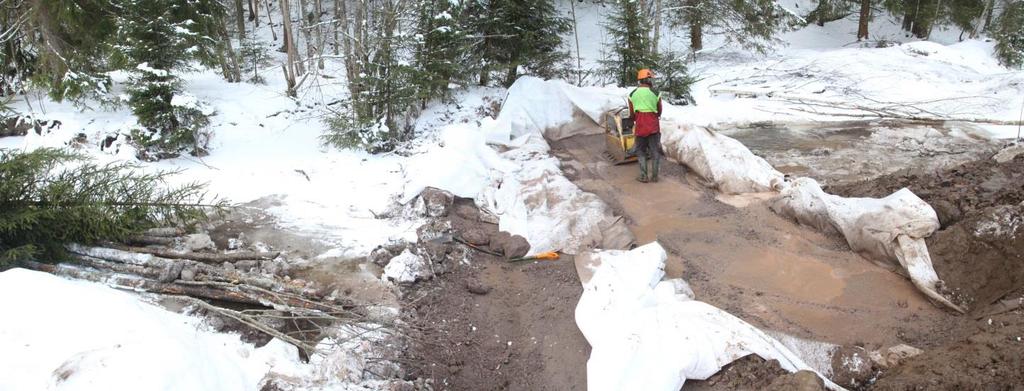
xmin=397 ymin=133 xmax=1022 ymax=390
xmin=401 ymin=199 xmax=589 ymax=390
xmin=827 ymin=153 xmax=1024 ymax=389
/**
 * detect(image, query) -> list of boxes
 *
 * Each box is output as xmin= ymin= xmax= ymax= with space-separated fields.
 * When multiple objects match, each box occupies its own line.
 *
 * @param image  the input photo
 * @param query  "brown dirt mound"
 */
xmin=827 ymin=154 xmax=1024 ymax=229
xmin=870 ymin=311 xmax=1024 ymax=390
xmin=687 ymin=355 xmax=825 ymax=391
xmin=928 ymin=204 xmax=1024 ymax=310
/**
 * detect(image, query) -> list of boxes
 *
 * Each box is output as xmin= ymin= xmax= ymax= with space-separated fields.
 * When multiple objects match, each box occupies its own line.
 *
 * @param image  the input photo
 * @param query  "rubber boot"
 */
xmin=650 ymin=157 xmax=660 ymax=183
xmin=636 ymin=155 xmax=649 ymax=183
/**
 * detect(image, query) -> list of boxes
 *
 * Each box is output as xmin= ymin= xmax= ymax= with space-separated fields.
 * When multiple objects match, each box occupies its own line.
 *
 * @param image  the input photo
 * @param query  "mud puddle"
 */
xmin=721 ymin=120 xmax=997 ymax=187
xmin=551 ymin=133 xmax=976 ymax=386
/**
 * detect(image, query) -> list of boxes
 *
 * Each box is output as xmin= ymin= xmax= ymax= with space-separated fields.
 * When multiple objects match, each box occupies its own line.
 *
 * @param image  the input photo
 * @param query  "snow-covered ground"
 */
xmin=1 ymin=1 xmax=1023 ymax=389
xmin=0 ymin=268 xmax=397 ymax=391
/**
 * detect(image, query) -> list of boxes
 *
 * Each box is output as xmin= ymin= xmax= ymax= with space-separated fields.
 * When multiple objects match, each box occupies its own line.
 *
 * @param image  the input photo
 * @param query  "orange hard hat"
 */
xmin=637 ymin=68 xmax=654 ymax=80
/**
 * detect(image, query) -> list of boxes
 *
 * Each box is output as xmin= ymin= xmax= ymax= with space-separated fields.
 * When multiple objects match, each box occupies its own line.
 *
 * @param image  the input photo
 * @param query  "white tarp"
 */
xmin=771 ymin=178 xmax=965 ymax=313
xmin=574 ymin=242 xmax=842 ymax=391
xmin=403 ymin=86 xmax=635 ymax=255
xmin=659 ymin=121 xmax=785 ymax=194
xmin=481 ymin=76 xmax=624 ymax=144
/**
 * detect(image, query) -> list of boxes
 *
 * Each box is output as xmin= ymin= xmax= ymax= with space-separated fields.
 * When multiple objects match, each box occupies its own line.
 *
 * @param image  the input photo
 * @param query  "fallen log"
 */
xmin=143 ymin=227 xmax=185 ymax=237
xmin=117 ymin=246 xmax=281 ymax=263
xmin=22 ymin=261 xmax=260 ymax=306
xmin=125 ymin=235 xmax=176 ymax=246
xmin=69 ymin=244 xmax=325 ymax=301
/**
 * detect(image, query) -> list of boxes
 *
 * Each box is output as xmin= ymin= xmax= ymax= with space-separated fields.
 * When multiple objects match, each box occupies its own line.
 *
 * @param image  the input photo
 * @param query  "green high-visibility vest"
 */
xmin=629 ymin=87 xmax=660 ymax=113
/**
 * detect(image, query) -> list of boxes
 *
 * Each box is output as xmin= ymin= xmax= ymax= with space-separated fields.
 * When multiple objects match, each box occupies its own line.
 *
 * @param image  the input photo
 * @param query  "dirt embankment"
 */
xmin=400 ymin=198 xmax=589 ymax=391
xmin=830 ymin=152 xmax=1024 ymax=389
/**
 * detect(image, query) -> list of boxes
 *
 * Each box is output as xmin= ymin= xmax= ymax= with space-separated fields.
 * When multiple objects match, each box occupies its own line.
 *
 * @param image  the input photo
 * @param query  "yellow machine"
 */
xmin=602 ymin=107 xmax=637 ymax=165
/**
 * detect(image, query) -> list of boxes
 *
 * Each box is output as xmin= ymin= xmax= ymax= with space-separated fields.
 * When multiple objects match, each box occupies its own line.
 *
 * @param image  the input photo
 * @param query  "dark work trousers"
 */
xmin=635 ymin=132 xmax=661 ymax=162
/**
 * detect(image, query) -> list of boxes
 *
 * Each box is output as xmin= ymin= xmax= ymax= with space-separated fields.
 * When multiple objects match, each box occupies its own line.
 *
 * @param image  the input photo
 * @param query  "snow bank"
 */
xmin=0 ymin=268 xmax=306 ymax=390
xmin=404 ymin=79 xmax=635 ymax=255
xmin=771 ymin=178 xmax=965 ymax=312
xmin=482 ymin=76 xmax=624 ymax=144
xmin=659 ymin=120 xmax=784 ymax=194
xmin=574 ymin=243 xmax=841 ymax=390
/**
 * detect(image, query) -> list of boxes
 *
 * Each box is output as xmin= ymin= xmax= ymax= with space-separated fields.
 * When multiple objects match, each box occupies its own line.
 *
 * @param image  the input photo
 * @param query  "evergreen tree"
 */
xmin=412 ymin=0 xmax=471 ymax=106
xmin=602 ymin=0 xmax=658 ymax=87
xmin=993 ymin=0 xmax=1024 ymax=68
xmin=0 ymin=148 xmax=220 ymax=267
xmin=670 ymin=0 xmax=800 ymax=55
xmin=603 ymin=0 xmax=695 ymax=105
xmin=468 ymin=0 xmax=571 ymax=87
xmin=110 ymin=0 xmax=227 ymax=160
xmin=323 ymin=0 xmax=418 ymax=153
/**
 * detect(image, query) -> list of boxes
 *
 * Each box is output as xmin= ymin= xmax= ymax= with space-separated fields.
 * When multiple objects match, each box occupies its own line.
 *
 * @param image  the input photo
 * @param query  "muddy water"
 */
xmin=720 ymin=120 xmax=997 ymax=186
xmin=552 ymin=133 xmax=967 ymax=350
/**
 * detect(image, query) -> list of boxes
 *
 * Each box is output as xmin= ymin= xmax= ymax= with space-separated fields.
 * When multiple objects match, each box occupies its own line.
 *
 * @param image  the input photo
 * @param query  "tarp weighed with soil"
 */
xmin=771 ymin=178 xmax=965 ymax=313
xmin=573 ymin=243 xmax=842 ymax=390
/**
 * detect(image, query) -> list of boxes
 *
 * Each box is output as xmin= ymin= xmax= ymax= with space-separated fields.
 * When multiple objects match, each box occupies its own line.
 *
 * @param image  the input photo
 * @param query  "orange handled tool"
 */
xmin=509 ymin=251 xmax=560 ymax=262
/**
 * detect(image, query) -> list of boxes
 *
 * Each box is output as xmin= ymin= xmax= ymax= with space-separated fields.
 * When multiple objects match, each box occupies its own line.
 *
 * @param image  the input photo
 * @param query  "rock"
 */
xmin=182 ymin=233 xmax=216 ymax=251
xmin=180 ymin=267 xmax=196 ymax=281
xmin=382 ymin=249 xmax=432 ymax=283
xmin=368 ymin=246 xmax=395 ymax=267
xmin=235 ymin=260 xmax=258 ymax=272
xmin=460 ymin=227 xmax=491 ymax=246
xmin=931 ymin=199 xmax=962 ymax=228
xmin=260 ymin=260 xmax=284 ymax=276
xmin=869 ymin=344 xmax=924 ymax=368
xmin=420 ymin=187 xmax=454 ymax=217
xmin=222 ymin=262 xmax=235 ymax=272
xmin=993 ymin=144 xmax=1024 ymax=164
xmin=503 ymin=234 xmax=530 ymax=259
xmin=416 ymin=220 xmax=451 ymax=243
xmin=452 ymin=202 xmax=480 ymax=221
xmin=488 ymin=231 xmax=512 ymax=255
xmin=765 ymin=370 xmax=825 ymax=391
xmin=831 ymin=345 xmax=877 ymax=389
xmin=466 ymin=280 xmax=492 ymax=295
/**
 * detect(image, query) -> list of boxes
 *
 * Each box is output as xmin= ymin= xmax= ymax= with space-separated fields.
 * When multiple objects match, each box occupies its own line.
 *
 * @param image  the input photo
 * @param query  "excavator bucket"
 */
xmin=602 ymin=108 xmax=637 ymax=165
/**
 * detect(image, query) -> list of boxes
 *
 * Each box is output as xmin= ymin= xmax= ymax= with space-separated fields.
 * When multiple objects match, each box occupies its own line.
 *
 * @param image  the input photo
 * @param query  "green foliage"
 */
xmin=321 ymin=109 xmax=400 ymax=154
xmin=413 ymin=0 xmax=471 ymax=105
xmin=111 ymin=0 xmax=225 ymax=159
xmin=468 ymin=0 xmax=571 ymax=86
xmin=0 ymin=148 xmax=222 ymax=267
xmin=239 ymin=39 xmax=273 ymax=84
xmin=24 ymin=0 xmax=118 ymax=102
xmin=601 ymin=0 xmax=658 ymax=87
xmin=994 ymin=0 xmax=1024 ymax=68
xmin=602 ymin=0 xmax=696 ymax=104
xmin=654 ymin=53 xmax=696 ymax=105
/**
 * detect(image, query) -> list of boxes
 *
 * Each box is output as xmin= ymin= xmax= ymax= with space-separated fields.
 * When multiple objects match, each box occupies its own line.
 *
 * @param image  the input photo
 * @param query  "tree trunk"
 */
xmin=297 ymin=0 xmax=316 ymax=72
xmin=857 ymin=0 xmax=870 ymax=40
xmin=315 ymin=0 xmax=324 ymax=69
xmin=653 ymin=0 xmax=662 ymax=54
xmin=281 ymin=0 xmax=300 ymax=95
xmin=688 ymin=0 xmax=703 ymax=53
xmin=333 ymin=0 xmax=341 ymax=55
xmin=235 ymin=0 xmax=246 ymax=40
xmin=265 ymin=0 xmax=278 ymax=40
xmin=248 ymin=0 xmax=258 ymax=24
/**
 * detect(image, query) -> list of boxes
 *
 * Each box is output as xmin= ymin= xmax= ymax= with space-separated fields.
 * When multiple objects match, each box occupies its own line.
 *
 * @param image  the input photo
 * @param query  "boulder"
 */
xmin=182 ymin=233 xmax=216 ymax=251
xmin=367 ymin=246 xmax=394 ymax=267
xmin=488 ymin=231 xmax=512 ymax=255
xmin=765 ymin=370 xmax=825 ymax=391
xmin=503 ymin=234 xmax=530 ymax=259
xmin=382 ymin=249 xmax=431 ymax=283
xmin=420 ymin=187 xmax=454 ymax=217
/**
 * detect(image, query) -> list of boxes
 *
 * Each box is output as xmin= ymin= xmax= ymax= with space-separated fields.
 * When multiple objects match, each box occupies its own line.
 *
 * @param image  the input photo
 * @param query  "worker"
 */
xmin=629 ymin=68 xmax=663 ymax=183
